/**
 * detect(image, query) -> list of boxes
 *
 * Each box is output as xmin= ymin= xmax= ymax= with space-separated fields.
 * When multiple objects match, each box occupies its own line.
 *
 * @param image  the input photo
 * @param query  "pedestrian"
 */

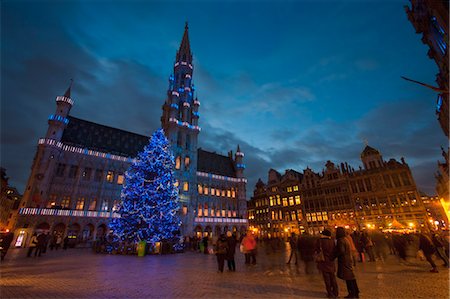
xmin=27 ymin=233 xmax=38 ymax=257
xmin=298 ymin=232 xmax=316 ymax=274
xmin=419 ymin=232 xmax=438 ymax=273
xmin=226 ymin=231 xmax=237 ymax=271
xmin=202 ymin=236 xmax=209 ymax=254
xmin=215 ymin=233 xmax=228 ymax=273
xmin=1 ymin=231 xmax=15 ymax=261
xmin=360 ymin=231 xmax=376 ymax=262
xmin=55 ymin=234 xmax=62 ymax=250
xmin=392 ymin=233 xmax=407 ymax=261
xmin=345 ymin=231 xmax=358 ymax=267
xmin=286 ymin=232 xmax=298 ymax=265
xmin=351 ymin=231 xmax=364 ymax=262
xmin=241 ymin=231 xmax=257 ymax=265
xmin=63 ymin=235 xmax=69 ymax=250
xmin=431 ymin=233 xmax=449 ymax=267
xmin=336 ymin=227 xmax=360 ymax=298
xmin=42 ymin=232 xmax=50 ymax=253
xmin=315 ymin=229 xmax=338 ymax=298
xmin=35 ymin=232 xmax=47 ymax=257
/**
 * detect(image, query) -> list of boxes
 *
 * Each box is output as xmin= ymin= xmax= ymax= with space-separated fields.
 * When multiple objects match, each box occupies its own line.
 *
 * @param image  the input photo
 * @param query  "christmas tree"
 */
xmin=109 ymin=129 xmax=181 ymax=247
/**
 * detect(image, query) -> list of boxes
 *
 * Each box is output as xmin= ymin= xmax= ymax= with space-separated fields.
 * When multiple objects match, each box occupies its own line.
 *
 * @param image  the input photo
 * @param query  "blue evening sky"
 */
xmin=1 ymin=0 xmax=447 ymax=197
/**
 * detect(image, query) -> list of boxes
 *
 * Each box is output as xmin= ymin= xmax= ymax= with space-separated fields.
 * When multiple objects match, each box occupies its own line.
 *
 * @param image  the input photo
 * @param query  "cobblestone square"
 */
xmin=1 ymin=245 xmax=449 ymax=298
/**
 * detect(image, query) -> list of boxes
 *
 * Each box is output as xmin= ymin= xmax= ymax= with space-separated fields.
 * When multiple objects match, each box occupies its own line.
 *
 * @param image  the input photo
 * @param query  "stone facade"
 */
xmin=249 ymin=145 xmax=428 ymax=236
xmin=13 ymin=24 xmax=247 ymax=247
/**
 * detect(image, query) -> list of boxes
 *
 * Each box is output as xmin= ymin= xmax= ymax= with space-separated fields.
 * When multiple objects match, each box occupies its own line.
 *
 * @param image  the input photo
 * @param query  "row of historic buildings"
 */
xmin=405 ymin=0 xmax=449 ymax=224
xmin=248 ymin=145 xmax=431 ymax=237
xmin=11 ymin=24 xmax=247 ymax=247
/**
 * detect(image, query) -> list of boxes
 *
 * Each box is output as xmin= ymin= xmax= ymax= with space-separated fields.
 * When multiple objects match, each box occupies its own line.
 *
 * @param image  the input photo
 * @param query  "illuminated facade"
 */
xmin=13 ymin=24 xmax=247 ymax=247
xmin=249 ymin=145 xmax=428 ymax=235
xmin=0 ymin=168 xmax=22 ymax=231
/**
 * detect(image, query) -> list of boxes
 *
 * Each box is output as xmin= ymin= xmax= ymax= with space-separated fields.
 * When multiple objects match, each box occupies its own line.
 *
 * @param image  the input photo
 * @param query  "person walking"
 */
xmin=419 ymin=232 xmax=438 ymax=273
xmin=215 ymin=234 xmax=228 ymax=273
xmin=431 ymin=233 xmax=449 ymax=267
xmin=63 ymin=235 xmax=69 ymax=250
xmin=226 ymin=231 xmax=237 ymax=271
xmin=360 ymin=231 xmax=375 ymax=262
xmin=1 ymin=232 xmax=14 ymax=261
xmin=202 ymin=236 xmax=209 ymax=254
xmin=315 ymin=229 xmax=338 ymax=298
xmin=241 ymin=231 xmax=257 ymax=265
xmin=286 ymin=232 xmax=298 ymax=265
xmin=336 ymin=227 xmax=359 ymax=298
xmin=55 ymin=234 xmax=62 ymax=250
xmin=27 ymin=233 xmax=38 ymax=257
xmin=35 ymin=232 xmax=47 ymax=257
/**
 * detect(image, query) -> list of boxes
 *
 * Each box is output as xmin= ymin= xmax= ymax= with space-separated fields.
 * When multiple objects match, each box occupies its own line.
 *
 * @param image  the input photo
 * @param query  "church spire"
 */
xmin=176 ymin=22 xmax=192 ymax=63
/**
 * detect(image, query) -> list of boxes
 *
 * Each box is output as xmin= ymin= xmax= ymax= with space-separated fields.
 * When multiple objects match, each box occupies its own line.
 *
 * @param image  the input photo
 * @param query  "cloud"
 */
xmin=355 ymin=59 xmax=379 ymax=71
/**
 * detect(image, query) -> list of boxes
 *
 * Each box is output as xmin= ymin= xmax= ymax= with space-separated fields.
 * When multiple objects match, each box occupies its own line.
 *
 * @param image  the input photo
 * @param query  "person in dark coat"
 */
xmin=226 ymin=231 xmax=237 ymax=271
xmin=215 ymin=234 xmax=228 ymax=273
xmin=315 ymin=229 xmax=338 ymax=298
xmin=298 ymin=232 xmax=316 ymax=274
xmin=1 ymin=232 xmax=15 ymax=261
xmin=35 ymin=232 xmax=47 ymax=257
xmin=287 ymin=232 xmax=298 ymax=265
xmin=419 ymin=232 xmax=438 ymax=272
xmin=336 ymin=227 xmax=359 ymax=298
xmin=431 ymin=233 xmax=449 ymax=267
xmin=202 ymin=236 xmax=209 ymax=254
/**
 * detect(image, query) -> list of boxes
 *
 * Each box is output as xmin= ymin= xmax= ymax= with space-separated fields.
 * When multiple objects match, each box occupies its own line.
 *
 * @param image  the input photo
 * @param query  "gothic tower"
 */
xmin=161 ymin=23 xmax=200 ymax=234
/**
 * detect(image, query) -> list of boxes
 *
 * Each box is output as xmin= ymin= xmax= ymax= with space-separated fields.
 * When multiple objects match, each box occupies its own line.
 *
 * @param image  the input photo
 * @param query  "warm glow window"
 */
xmin=76 ymin=198 xmax=85 ymax=210
xmin=106 ymin=171 xmax=114 ymax=183
xmin=183 ymin=182 xmax=189 ymax=191
xmin=175 ymin=156 xmax=181 ymax=169
xmin=117 ymin=174 xmax=124 ymax=185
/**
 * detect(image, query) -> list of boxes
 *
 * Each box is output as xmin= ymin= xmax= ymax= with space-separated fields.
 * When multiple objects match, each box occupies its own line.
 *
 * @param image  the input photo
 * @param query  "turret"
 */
xmin=45 ymin=80 xmax=73 ymax=141
xmin=360 ymin=144 xmax=384 ymax=170
xmin=235 ymin=145 xmax=245 ymax=178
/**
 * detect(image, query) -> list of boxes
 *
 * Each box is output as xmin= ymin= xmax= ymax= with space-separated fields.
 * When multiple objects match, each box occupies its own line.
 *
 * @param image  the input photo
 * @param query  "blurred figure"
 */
xmin=315 ymin=229 xmax=338 ymax=298
xmin=298 ymin=232 xmax=316 ymax=274
xmin=241 ymin=231 xmax=257 ymax=265
xmin=419 ymin=232 xmax=438 ymax=273
xmin=392 ymin=233 xmax=407 ymax=261
xmin=345 ymin=231 xmax=358 ymax=267
xmin=351 ymin=231 xmax=364 ymax=262
xmin=226 ymin=231 xmax=237 ymax=271
xmin=360 ymin=231 xmax=375 ymax=262
xmin=336 ymin=227 xmax=359 ymax=298
xmin=1 ymin=231 xmax=14 ymax=261
xmin=201 ymin=236 xmax=208 ymax=254
xmin=371 ymin=231 xmax=389 ymax=262
xmin=27 ymin=233 xmax=38 ymax=257
xmin=431 ymin=233 xmax=449 ymax=267
xmin=286 ymin=232 xmax=298 ymax=265
xmin=215 ymin=234 xmax=228 ymax=273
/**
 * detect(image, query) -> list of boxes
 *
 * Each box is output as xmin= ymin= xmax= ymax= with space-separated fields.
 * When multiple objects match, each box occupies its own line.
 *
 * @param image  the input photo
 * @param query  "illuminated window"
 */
xmin=61 ymin=196 xmax=70 ymax=209
xmin=182 ymin=205 xmax=188 ymax=215
xmin=198 ymin=184 xmax=203 ymax=194
xmin=221 ymin=210 xmax=226 ymax=217
xmin=311 ymin=213 xmax=317 ymax=222
xmin=227 ymin=190 xmax=231 ymax=197
xmin=175 ymin=156 xmax=181 ymax=169
xmin=183 ymin=182 xmax=189 ymax=192
xmin=117 ymin=174 xmax=124 ymax=185
xmin=282 ymin=197 xmax=288 ymax=206
xmin=221 ymin=189 xmax=226 ymax=197
xmin=174 ymin=180 xmax=179 ymax=188
xmin=211 ymin=188 xmax=215 ymax=196
xmin=76 ymin=198 xmax=85 ymax=210
xmin=216 ymin=209 xmax=221 ymax=217
xmin=291 ymin=211 xmax=297 ymax=221
xmin=112 ymin=200 xmax=120 ymax=212
xmin=89 ymin=199 xmax=97 ymax=211
xmin=47 ymin=194 xmax=57 ymax=208
xmin=204 ymin=186 xmax=209 ymax=195
xmin=269 ymin=196 xmax=274 ymax=206
xmin=184 ymin=156 xmax=190 ymax=169
xmin=322 ymin=212 xmax=328 ymax=221
xmin=289 ymin=196 xmax=294 ymax=206
xmin=293 ymin=185 xmax=299 ymax=191
xmin=231 ymin=189 xmax=236 ymax=198
xmin=287 ymin=187 xmax=292 ymax=192
xmin=198 ymin=206 xmax=203 ymax=216
xmin=106 ymin=171 xmax=114 ymax=183
xmin=101 ymin=200 xmax=108 ymax=211
xmin=295 ymin=195 xmax=301 ymax=205
xmin=277 ymin=196 xmax=281 ymax=205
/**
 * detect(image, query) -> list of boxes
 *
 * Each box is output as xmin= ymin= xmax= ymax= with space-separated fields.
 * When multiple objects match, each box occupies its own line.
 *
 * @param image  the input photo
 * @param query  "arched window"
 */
xmin=184 ymin=156 xmax=190 ymax=170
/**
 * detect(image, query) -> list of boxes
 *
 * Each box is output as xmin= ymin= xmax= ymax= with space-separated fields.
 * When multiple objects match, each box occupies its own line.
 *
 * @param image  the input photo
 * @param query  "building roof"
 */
xmin=61 ymin=116 xmax=150 ymax=157
xmin=360 ymin=145 xmax=381 ymax=158
xmin=197 ymin=148 xmax=236 ymax=177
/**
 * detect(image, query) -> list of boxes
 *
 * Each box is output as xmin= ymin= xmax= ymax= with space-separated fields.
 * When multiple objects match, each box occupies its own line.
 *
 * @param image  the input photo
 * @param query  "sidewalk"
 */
xmin=1 ymin=246 xmax=449 ymax=298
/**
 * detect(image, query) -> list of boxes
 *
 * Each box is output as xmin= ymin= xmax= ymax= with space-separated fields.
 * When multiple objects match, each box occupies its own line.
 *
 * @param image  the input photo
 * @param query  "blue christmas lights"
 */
xmin=193 ymin=111 xmax=200 ymax=117
xmin=436 ymin=94 xmax=443 ymax=113
xmin=109 ymin=129 xmax=181 ymax=246
xmin=171 ymin=103 xmax=179 ymax=109
xmin=48 ymin=114 xmax=69 ymax=125
xmin=237 ymin=163 xmax=246 ymax=169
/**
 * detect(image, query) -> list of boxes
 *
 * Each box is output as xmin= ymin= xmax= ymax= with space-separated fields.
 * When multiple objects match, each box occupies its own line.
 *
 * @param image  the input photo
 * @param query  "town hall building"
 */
xmin=13 ymin=24 xmax=248 ymax=247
